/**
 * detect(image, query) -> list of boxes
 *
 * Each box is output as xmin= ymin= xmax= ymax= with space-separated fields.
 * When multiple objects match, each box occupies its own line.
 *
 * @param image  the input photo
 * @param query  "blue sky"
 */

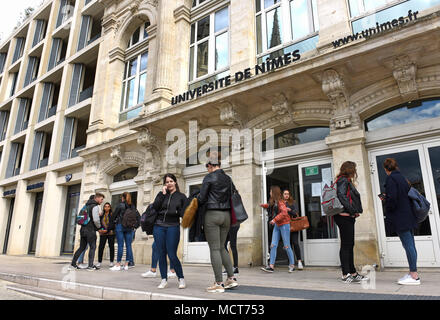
xmin=0 ymin=0 xmax=44 ymax=42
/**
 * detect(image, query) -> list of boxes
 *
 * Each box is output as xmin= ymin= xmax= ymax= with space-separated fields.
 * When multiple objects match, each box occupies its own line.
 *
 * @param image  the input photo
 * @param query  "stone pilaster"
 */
xmin=325 ymin=129 xmax=381 ymax=268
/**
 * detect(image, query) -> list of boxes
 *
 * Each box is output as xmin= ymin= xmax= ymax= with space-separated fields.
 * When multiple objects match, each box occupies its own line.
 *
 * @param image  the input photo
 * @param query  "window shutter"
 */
xmin=14 ymin=99 xmax=27 ymax=135
xmin=32 ymin=20 xmax=44 ymax=47
xmin=48 ymin=38 xmax=61 ymax=71
xmin=60 ymin=117 xmax=75 ymax=161
xmin=68 ymin=64 xmax=84 ymax=107
xmin=24 ymin=57 xmax=36 ymax=87
xmin=77 ymin=15 xmax=91 ymax=51
xmin=0 ymin=111 xmax=8 ymax=141
xmin=6 ymin=143 xmax=19 ymax=178
xmin=30 ymin=132 xmax=44 ymax=171
xmin=12 ymin=38 xmax=24 ymax=63
xmin=56 ymin=0 xmax=68 ymax=28
xmin=38 ymin=83 xmax=53 ymax=122
xmin=0 ymin=53 xmax=6 ymax=74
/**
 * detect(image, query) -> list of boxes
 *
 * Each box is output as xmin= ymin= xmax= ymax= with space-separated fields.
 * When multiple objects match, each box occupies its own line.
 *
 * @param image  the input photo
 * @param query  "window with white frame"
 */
xmin=192 ymin=0 xmax=210 ymax=8
xmin=255 ymin=0 xmax=319 ymax=55
xmin=127 ymin=22 xmax=150 ymax=49
xmin=348 ymin=0 xmax=398 ymax=17
xmin=189 ymin=6 xmax=229 ymax=85
xmin=121 ymin=51 xmax=148 ymax=112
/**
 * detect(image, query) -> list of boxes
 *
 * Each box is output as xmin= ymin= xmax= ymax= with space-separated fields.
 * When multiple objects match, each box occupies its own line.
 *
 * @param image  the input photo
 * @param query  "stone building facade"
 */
xmin=1 ymin=0 xmax=440 ymax=270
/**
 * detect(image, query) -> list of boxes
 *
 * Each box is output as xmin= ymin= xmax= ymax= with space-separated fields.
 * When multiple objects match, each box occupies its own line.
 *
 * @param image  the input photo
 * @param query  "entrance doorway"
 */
xmin=28 ymin=192 xmax=43 ymax=254
xmin=2 ymin=198 xmax=15 ymax=254
xmin=262 ymin=159 xmax=340 ymax=266
xmin=61 ymin=184 xmax=81 ymax=254
xmin=370 ymin=141 xmax=440 ymax=267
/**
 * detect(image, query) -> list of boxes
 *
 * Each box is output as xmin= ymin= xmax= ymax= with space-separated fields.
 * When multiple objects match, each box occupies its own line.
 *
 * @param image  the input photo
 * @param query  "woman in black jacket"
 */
xmin=335 ymin=161 xmax=367 ymax=283
xmin=152 ymin=173 xmax=187 ymax=290
xmin=283 ymin=189 xmax=303 ymax=270
xmin=198 ymin=152 xmax=238 ymax=293
xmin=383 ymin=158 xmax=420 ymax=285
xmin=97 ymin=202 xmax=115 ymax=267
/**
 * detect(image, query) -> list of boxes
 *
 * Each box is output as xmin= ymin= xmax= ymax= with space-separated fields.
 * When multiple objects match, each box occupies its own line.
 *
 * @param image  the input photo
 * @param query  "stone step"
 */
xmin=6 ymin=283 xmax=102 ymax=300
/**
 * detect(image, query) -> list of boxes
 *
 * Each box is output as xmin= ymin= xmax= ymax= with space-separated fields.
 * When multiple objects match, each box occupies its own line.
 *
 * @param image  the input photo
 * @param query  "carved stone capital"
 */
xmin=393 ymin=55 xmax=418 ymax=100
xmin=110 ymin=145 xmax=124 ymax=163
xmin=137 ymin=128 xmax=159 ymax=149
xmin=219 ymin=101 xmax=244 ymax=128
xmin=321 ymin=69 xmax=349 ymax=112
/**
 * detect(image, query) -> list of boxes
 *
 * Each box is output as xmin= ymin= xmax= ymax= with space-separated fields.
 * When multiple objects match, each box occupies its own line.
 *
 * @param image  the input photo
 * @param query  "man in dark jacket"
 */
xmin=70 ymin=193 xmax=104 ymax=271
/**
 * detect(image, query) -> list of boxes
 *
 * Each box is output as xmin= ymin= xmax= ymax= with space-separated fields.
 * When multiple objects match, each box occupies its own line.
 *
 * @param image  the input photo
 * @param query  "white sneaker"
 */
xmin=398 ymin=276 xmax=421 ymax=285
xmin=109 ymin=262 xmax=114 ymax=267
xmin=124 ymin=265 xmax=129 ymax=271
xmin=96 ymin=263 xmax=101 ymax=268
xmin=158 ymin=279 xmax=168 ymax=289
xmin=168 ymin=271 xmax=177 ymax=279
xmin=78 ymin=264 xmax=88 ymax=269
xmin=288 ymin=265 xmax=295 ymax=273
xmin=141 ymin=270 xmax=157 ymax=278
xmin=110 ymin=265 xmax=121 ymax=271
xmin=178 ymin=278 xmax=186 ymax=289
xmin=297 ymin=261 xmax=304 ymax=270
xmin=397 ymin=274 xmax=411 ymax=283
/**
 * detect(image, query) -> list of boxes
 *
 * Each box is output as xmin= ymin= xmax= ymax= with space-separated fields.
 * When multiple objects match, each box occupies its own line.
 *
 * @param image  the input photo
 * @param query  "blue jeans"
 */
xmin=116 ymin=224 xmax=134 ymax=264
xmin=77 ymin=244 xmax=88 ymax=264
xmin=397 ymin=230 xmax=418 ymax=272
xmin=151 ymin=241 xmax=174 ymax=270
xmin=269 ymin=223 xmax=295 ymax=266
xmin=153 ymin=225 xmax=184 ymax=280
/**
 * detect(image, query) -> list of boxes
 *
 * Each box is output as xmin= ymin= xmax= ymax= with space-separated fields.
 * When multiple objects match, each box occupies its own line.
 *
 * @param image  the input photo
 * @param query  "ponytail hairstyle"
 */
xmin=122 ymin=192 xmax=132 ymax=206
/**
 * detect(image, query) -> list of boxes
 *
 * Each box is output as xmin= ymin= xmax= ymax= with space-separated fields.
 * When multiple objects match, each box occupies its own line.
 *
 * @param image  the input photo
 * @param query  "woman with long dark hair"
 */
xmin=382 ymin=158 xmax=420 ymax=285
xmin=97 ymin=202 xmax=115 ymax=267
xmin=152 ymin=173 xmax=187 ymax=289
xmin=260 ymin=185 xmax=295 ymax=273
xmin=334 ymin=161 xmax=367 ymax=283
xmin=283 ymin=189 xmax=303 ymax=270
xmin=110 ymin=192 xmax=135 ymax=271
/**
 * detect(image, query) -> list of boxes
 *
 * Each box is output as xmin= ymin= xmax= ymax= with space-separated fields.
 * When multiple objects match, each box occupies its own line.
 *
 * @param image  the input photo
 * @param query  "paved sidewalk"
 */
xmin=0 ymin=255 xmax=439 ymax=300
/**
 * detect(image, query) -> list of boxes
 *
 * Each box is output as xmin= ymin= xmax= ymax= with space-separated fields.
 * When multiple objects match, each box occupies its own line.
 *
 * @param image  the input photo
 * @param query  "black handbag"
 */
xmin=230 ymin=179 xmax=248 ymax=223
xmin=141 ymin=204 xmax=158 ymax=235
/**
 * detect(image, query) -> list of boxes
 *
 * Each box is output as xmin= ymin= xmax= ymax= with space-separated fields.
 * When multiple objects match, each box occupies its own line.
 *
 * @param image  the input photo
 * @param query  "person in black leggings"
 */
xmin=224 ymin=224 xmax=240 ymax=274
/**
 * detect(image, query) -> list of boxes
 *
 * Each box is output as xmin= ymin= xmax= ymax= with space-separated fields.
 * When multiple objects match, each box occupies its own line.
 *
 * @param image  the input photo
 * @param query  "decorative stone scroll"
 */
xmin=393 ymin=55 xmax=419 ymax=100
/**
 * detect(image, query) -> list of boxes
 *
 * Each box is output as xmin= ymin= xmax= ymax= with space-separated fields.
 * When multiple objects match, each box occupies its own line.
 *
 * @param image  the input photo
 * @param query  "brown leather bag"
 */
xmin=290 ymin=216 xmax=310 ymax=232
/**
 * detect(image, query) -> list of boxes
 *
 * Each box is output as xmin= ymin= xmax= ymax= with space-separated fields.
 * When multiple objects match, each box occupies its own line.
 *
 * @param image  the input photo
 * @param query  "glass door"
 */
xmin=425 ymin=143 xmax=440 ymax=259
xmin=183 ymin=183 xmax=211 ymax=263
xmin=3 ymin=198 xmax=15 ymax=254
xmin=299 ymin=160 xmax=340 ymax=266
xmin=28 ymin=192 xmax=43 ymax=254
xmin=370 ymin=144 xmax=440 ymax=267
xmin=61 ymin=184 xmax=81 ymax=254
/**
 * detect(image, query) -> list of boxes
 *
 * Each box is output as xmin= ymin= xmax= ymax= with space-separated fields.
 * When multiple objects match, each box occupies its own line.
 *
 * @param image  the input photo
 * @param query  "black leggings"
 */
xmin=224 ymin=225 xmax=240 ymax=268
xmin=334 ymin=215 xmax=357 ymax=275
xmin=290 ymin=231 xmax=302 ymax=261
xmin=98 ymin=234 xmax=115 ymax=263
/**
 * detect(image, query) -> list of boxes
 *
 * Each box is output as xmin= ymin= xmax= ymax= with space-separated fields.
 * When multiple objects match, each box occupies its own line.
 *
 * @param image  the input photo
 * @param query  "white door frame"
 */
xmin=369 ymin=139 xmax=440 ymax=267
xmin=261 ymin=151 xmax=339 ymax=266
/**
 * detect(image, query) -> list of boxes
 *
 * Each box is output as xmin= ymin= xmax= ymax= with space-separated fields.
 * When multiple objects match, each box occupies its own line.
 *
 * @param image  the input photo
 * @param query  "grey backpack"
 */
xmin=321 ymin=177 xmax=345 ymax=216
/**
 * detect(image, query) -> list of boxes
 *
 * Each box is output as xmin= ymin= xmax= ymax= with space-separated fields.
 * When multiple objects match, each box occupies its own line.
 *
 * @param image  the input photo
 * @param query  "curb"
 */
xmin=0 ymin=272 xmax=208 ymax=300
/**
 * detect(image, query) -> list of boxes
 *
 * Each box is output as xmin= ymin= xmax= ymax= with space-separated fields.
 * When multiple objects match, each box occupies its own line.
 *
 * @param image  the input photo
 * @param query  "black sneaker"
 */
xmin=87 ymin=265 xmax=100 ymax=271
xmin=341 ymin=274 xmax=354 ymax=283
xmin=233 ymin=267 xmax=239 ymax=275
xmin=128 ymin=262 xmax=135 ymax=269
xmin=261 ymin=266 xmax=274 ymax=273
xmin=351 ymin=273 xmax=369 ymax=283
xmin=69 ymin=264 xmax=80 ymax=270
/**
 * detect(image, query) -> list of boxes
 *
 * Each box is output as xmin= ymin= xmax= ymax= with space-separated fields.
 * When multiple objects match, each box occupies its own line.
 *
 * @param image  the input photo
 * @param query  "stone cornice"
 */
xmin=174 ymin=5 xmax=191 ymax=24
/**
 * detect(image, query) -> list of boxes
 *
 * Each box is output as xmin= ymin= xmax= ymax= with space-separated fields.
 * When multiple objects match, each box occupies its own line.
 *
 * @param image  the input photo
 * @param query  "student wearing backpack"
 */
xmin=382 ymin=158 xmax=420 ymax=285
xmin=70 ymin=193 xmax=105 ymax=271
xmin=152 ymin=174 xmax=187 ymax=289
xmin=110 ymin=192 xmax=136 ymax=271
xmin=334 ymin=161 xmax=367 ymax=283
xmin=260 ymin=186 xmax=296 ymax=273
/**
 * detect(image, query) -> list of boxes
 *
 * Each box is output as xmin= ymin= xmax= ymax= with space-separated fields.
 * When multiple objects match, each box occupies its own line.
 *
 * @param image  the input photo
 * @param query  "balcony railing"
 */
xmin=78 ymin=86 xmax=93 ymax=102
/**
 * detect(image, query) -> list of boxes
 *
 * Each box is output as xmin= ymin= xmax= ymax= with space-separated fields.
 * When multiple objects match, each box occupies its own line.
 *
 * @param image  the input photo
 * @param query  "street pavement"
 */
xmin=0 ymin=254 xmax=439 ymax=300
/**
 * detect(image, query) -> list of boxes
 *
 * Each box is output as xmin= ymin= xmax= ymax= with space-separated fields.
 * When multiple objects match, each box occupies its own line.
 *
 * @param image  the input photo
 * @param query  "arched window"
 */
xmin=262 ymin=126 xmax=330 ymax=151
xmin=120 ymin=21 xmax=151 ymax=122
xmin=113 ymin=167 xmax=139 ymax=183
xmin=365 ymin=98 xmax=440 ymax=131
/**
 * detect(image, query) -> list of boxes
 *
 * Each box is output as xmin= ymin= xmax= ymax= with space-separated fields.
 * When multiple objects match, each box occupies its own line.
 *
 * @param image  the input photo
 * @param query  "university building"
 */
xmin=0 ymin=0 xmax=439 ymax=270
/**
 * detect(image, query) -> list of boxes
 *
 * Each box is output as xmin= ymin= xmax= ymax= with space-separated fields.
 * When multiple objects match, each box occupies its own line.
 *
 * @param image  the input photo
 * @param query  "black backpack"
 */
xmin=141 ymin=204 xmax=158 ymax=235
xmin=122 ymin=206 xmax=140 ymax=229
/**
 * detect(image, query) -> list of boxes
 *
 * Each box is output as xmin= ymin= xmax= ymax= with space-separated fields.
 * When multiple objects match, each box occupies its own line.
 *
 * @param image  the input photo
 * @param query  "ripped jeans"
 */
xmin=269 ymin=223 xmax=295 ymax=266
